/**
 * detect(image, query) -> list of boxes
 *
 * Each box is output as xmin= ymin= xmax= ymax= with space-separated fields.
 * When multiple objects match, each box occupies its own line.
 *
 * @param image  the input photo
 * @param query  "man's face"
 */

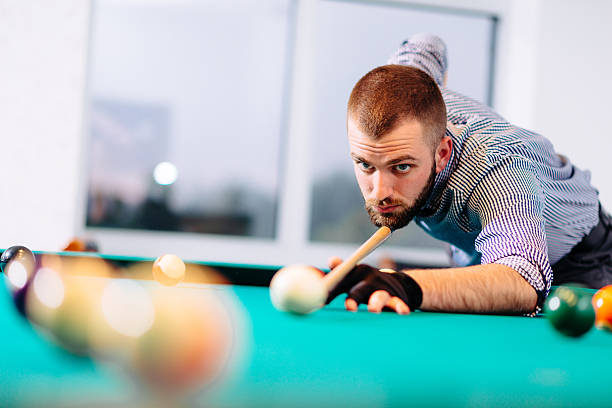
xmin=348 ymin=117 xmax=446 ymax=230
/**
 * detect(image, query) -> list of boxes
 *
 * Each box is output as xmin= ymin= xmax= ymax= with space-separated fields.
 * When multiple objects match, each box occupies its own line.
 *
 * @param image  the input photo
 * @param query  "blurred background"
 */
xmin=1 ymin=0 xmax=610 ymax=268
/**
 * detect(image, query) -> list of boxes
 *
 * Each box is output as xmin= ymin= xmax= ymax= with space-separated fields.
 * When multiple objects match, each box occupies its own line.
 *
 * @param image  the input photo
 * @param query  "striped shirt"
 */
xmin=415 ymin=88 xmax=599 ymax=307
xmin=389 ymin=34 xmax=600 ymax=310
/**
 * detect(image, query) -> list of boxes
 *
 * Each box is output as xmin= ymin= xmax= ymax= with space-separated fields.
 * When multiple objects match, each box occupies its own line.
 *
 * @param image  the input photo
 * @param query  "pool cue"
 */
xmin=322 ymin=226 xmax=392 ymax=292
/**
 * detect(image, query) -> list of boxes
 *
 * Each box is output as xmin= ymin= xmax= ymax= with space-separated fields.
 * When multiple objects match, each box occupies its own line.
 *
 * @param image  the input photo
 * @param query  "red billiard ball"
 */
xmin=592 ymin=285 xmax=612 ymax=331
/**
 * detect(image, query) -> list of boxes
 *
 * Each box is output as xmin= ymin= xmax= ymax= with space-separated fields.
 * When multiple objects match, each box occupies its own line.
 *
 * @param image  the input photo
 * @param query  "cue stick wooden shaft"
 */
xmin=322 ymin=226 xmax=392 ymax=292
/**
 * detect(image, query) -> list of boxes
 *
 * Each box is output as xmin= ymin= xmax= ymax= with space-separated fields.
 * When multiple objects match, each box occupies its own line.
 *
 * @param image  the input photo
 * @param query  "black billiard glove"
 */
xmin=325 ymin=264 xmax=423 ymax=311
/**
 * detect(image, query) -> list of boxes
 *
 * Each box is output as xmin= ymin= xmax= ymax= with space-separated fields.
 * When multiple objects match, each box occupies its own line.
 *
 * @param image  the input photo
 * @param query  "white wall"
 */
xmin=1 ymin=0 xmax=611 ymax=259
xmin=0 ymin=0 xmax=89 ymax=250
xmin=533 ymin=0 xmax=612 ymax=208
xmin=493 ymin=0 xmax=612 ymax=208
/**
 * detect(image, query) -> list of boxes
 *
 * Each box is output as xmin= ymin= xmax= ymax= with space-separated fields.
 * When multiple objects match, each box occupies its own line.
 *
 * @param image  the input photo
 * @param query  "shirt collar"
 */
xmin=418 ymin=124 xmax=462 ymax=216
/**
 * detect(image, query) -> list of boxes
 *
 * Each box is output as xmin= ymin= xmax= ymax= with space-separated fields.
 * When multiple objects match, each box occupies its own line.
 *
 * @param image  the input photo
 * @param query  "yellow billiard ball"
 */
xmin=152 ymin=254 xmax=186 ymax=286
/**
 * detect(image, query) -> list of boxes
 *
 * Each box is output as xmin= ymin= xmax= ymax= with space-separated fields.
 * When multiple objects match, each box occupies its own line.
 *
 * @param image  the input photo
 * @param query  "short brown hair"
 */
xmin=347 ymin=64 xmax=446 ymax=149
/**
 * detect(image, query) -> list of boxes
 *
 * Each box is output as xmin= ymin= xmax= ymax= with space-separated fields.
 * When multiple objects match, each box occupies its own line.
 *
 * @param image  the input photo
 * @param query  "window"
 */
xmin=83 ymin=0 xmax=497 ymax=267
xmin=86 ymin=0 xmax=295 ymax=238
xmin=309 ymin=0 xmax=496 ymax=254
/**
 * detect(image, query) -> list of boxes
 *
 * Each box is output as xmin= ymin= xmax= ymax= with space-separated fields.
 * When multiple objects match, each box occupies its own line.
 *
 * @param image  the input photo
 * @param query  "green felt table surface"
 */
xmin=1 ymin=255 xmax=612 ymax=407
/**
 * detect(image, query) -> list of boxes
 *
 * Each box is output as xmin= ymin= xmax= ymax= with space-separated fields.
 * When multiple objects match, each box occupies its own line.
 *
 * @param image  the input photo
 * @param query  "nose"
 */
xmin=371 ymin=171 xmax=393 ymax=201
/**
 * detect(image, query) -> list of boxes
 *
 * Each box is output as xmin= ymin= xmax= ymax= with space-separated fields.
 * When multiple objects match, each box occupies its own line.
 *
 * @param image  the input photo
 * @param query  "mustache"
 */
xmin=365 ymin=199 xmax=404 ymax=207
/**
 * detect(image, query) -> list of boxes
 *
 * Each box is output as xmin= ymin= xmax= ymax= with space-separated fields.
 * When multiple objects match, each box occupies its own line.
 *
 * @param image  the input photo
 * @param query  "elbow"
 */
xmin=521 ymin=284 xmax=539 ymax=314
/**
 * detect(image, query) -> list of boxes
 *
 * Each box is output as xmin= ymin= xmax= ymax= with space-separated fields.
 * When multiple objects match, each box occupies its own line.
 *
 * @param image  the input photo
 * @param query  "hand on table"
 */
xmin=325 ymin=257 xmax=423 ymax=315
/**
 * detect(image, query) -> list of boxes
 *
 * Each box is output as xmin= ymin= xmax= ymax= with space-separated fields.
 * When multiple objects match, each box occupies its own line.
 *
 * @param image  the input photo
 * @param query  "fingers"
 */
xmin=367 ymin=290 xmax=390 ymax=313
xmin=386 ymin=296 xmax=411 ymax=315
xmin=328 ymin=265 xmax=374 ymax=306
xmin=368 ymin=291 xmax=411 ymax=314
xmin=345 ymin=297 xmax=358 ymax=312
xmin=312 ymin=267 xmax=326 ymax=278
xmin=328 ymin=256 xmax=343 ymax=270
xmin=345 ymin=290 xmax=411 ymax=315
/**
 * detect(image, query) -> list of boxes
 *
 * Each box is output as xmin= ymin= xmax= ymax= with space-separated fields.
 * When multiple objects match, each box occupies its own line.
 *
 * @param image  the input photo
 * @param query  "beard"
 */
xmin=365 ymin=160 xmax=437 ymax=231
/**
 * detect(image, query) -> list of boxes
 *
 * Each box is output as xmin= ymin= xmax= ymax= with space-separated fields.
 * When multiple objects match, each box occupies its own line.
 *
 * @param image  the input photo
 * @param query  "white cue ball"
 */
xmin=152 ymin=254 xmax=186 ymax=286
xmin=269 ymin=265 xmax=327 ymax=315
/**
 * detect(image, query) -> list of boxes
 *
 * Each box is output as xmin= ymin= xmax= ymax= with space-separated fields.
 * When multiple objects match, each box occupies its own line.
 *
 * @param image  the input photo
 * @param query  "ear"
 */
xmin=435 ymin=136 xmax=452 ymax=174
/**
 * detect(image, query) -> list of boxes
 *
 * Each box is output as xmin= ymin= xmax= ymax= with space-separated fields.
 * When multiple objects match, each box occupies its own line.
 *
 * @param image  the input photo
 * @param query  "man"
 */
xmin=326 ymin=34 xmax=612 ymax=316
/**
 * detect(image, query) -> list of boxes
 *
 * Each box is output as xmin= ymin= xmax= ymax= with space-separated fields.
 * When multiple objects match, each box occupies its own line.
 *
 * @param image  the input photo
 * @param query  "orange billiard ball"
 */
xmin=592 ymin=285 xmax=612 ymax=331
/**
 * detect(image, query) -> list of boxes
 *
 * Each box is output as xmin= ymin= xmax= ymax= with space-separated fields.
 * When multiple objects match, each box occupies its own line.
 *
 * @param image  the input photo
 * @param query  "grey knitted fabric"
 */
xmin=387 ymin=33 xmax=448 ymax=87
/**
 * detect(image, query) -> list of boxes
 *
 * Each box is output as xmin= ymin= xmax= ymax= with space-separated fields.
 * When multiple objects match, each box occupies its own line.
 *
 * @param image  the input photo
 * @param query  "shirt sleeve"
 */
xmin=469 ymin=154 xmax=553 ymax=313
xmin=387 ymin=33 xmax=448 ymax=88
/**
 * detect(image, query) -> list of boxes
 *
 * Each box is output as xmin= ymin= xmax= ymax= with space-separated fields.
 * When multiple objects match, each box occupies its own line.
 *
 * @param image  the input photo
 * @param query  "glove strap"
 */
xmin=390 ymin=270 xmax=423 ymax=311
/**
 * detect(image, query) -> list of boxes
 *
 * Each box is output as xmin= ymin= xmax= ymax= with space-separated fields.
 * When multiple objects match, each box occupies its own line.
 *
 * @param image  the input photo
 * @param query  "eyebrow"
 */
xmin=351 ymin=153 xmax=418 ymax=165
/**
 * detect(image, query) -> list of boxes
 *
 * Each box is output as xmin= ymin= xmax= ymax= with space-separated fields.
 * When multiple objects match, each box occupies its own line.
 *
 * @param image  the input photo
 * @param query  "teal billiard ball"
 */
xmin=545 ymin=285 xmax=595 ymax=337
xmin=1 ymin=245 xmax=36 ymax=317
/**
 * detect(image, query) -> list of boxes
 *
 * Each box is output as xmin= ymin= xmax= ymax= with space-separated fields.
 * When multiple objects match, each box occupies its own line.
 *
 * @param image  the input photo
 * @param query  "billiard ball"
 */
xmin=87 ymin=278 xmax=155 ymax=361
xmin=25 ymin=264 xmax=66 ymax=329
xmin=62 ymin=237 xmax=99 ymax=252
xmin=544 ymin=285 xmax=595 ymax=337
xmin=269 ymin=264 xmax=327 ymax=315
xmin=592 ymin=284 xmax=612 ymax=331
xmin=46 ymin=275 xmax=105 ymax=356
xmin=1 ymin=245 xmax=36 ymax=276
xmin=1 ymin=245 xmax=37 ymax=317
xmin=29 ymin=255 xmax=111 ymax=357
xmin=130 ymin=287 xmax=236 ymax=396
xmin=152 ymin=254 xmax=186 ymax=286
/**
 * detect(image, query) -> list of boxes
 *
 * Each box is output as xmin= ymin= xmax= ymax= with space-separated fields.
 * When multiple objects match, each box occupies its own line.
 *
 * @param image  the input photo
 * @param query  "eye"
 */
xmin=357 ymin=161 xmax=372 ymax=171
xmin=394 ymin=163 xmax=411 ymax=173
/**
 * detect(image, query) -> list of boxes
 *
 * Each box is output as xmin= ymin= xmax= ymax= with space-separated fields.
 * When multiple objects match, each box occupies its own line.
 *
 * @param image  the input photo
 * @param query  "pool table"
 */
xmin=1 ymin=250 xmax=612 ymax=407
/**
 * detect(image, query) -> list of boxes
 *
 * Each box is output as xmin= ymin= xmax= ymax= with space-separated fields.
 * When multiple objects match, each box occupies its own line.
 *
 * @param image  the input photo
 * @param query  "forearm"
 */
xmin=403 ymin=263 xmax=538 ymax=314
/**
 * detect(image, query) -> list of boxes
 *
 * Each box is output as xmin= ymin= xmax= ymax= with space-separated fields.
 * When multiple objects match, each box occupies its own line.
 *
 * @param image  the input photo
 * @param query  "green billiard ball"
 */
xmin=545 ymin=286 xmax=595 ymax=337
